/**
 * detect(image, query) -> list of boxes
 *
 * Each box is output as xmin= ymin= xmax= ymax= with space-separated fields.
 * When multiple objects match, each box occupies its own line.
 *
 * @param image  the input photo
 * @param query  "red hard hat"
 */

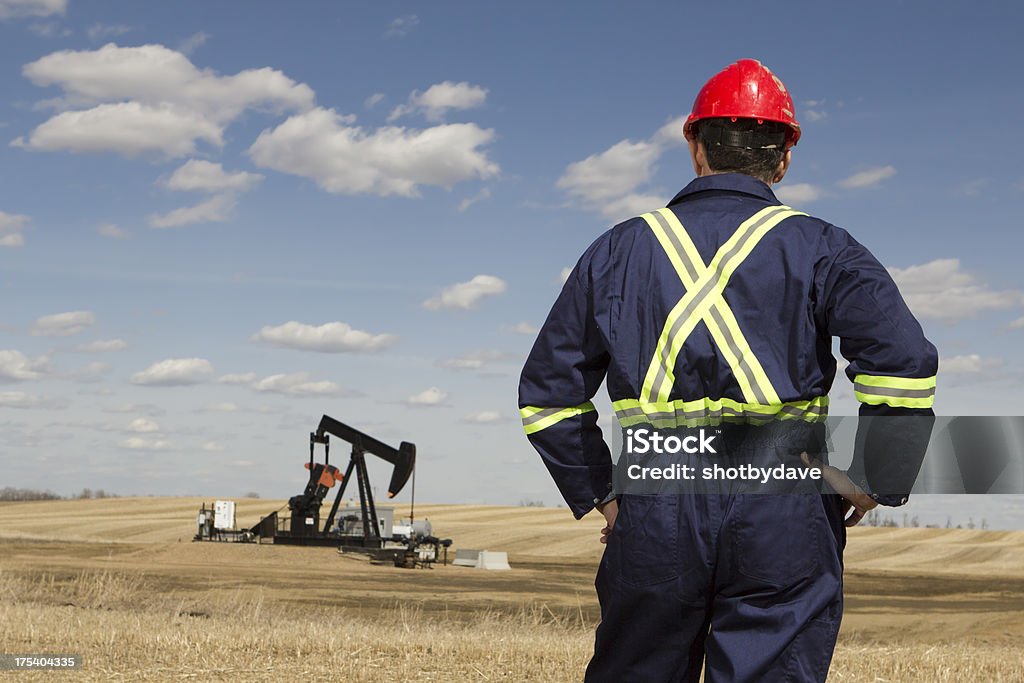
xmin=683 ymin=59 xmax=801 ymax=148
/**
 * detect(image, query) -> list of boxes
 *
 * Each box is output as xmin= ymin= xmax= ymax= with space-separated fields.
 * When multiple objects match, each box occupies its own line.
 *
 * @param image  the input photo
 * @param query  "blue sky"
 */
xmin=2 ymin=1 xmax=1024 ymax=526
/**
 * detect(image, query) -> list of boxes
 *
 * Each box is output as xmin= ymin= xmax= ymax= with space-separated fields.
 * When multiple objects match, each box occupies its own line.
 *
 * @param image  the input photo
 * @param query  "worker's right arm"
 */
xmin=816 ymin=228 xmax=938 ymax=507
xmin=519 ymin=242 xmax=612 ymax=520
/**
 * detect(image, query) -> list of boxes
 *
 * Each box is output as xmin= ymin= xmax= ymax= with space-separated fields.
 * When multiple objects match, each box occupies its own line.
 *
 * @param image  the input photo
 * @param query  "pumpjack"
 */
xmin=194 ymin=414 xmax=451 ymax=565
xmin=251 ymin=414 xmax=415 ymax=546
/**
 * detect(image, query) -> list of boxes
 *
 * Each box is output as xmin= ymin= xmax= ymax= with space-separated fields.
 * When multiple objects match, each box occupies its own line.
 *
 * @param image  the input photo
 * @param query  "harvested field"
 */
xmin=1 ymin=498 xmax=1022 ymax=681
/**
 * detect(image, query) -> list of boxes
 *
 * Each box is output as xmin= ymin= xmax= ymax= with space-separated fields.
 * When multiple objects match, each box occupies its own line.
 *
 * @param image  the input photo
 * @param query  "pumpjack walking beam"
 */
xmin=311 ymin=415 xmax=416 ymax=538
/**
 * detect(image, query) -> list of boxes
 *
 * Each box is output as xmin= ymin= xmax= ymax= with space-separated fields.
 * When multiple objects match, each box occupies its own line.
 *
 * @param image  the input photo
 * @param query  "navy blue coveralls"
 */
xmin=518 ymin=173 xmax=938 ymax=682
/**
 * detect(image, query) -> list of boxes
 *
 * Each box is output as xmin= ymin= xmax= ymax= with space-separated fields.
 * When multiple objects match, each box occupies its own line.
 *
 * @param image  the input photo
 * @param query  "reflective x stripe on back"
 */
xmin=640 ymin=205 xmax=806 ymax=404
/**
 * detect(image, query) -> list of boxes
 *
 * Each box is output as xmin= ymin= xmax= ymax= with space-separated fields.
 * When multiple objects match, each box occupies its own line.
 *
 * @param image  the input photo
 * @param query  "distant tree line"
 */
xmin=862 ymin=509 xmax=989 ymax=530
xmin=0 ymin=487 xmax=120 ymax=502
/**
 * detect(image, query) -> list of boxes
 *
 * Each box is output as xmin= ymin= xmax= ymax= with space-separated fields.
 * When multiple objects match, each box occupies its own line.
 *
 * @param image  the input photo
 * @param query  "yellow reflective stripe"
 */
xmin=520 ymin=402 xmax=596 ymax=435
xmin=612 ymin=396 xmax=828 ymax=428
xmin=640 ymin=206 xmax=802 ymax=404
xmin=854 ymin=374 xmax=936 ymax=390
xmin=854 ymin=391 xmax=934 ymax=409
xmin=853 ymin=374 xmax=936 ymax=408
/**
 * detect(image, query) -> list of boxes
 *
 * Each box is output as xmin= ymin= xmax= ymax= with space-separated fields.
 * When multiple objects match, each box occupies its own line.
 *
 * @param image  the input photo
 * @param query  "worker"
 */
xmin=518 ymin=58 xmax=937 ymax=682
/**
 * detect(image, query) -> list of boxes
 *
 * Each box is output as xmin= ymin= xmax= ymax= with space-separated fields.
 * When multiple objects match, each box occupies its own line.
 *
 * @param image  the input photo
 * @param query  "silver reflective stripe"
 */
xmin=616 ymin=401 xmax=826 ymax=423
xmin=651 ymin=210 xmax=700 ymax=282
xmin=779 ymin=404 xmax=825 ymax=418
xmin=711 ymin=206 xmax=786 ymax=274
xmin=652 ymin=275 xmax=718 ymax=394
xmin=521 ymin=407 xmax=563 ymax=427
xmin=854 ymin=384 xmax=935 ymax=399
xmin=708 ymin=304 xmax=767 ymax=404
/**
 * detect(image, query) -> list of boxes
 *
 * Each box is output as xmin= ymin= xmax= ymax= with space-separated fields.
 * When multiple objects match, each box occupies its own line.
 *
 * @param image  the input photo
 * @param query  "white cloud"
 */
xmin=102 ymin=403 xmax=163 ymax=416
xmin=204 ymin=402 xmax=240 ymax=413
xmin=202 ymin=441 xmax=225 ymax=452
xmin=177 ymin=31 xmax=210 ymax=56
xmin=423 ymin=274 xmax=507 ymax=311
xmin=405 ymin=387 xmax=447 ymax=407
xmin=0 ymin=0 xmax=66 ymax=20
xmin=458 ymin=187 xmax=491 ymax=212
xmin=251 ymin=321 xmax=397 ymax=353
xmin=73 ymin=339 xmax=128 ymax=353
xmin=365 ymin=92 xmax=385 ymax=109
xmin=838 ymin=165 xmax=896 ymax=189
xmin=888 ymin=258 xmax=1024 ymax=323
xmin=31 ymin=310 xmax=95 ymax=336
xmin=163 ymin=159 xmax=263 ymax=193
xmin=148 ymin=193 xmax=236 ymax=228
xmin=462 ymin=410 xmax=504 ymax=424
xmin=436 ymin=350 xmax=512 ymax=371
xmin=389 ymin=81 xmax=488 ymax=122
xmin=0 ymin=210 xmax=29 ymax=247
xmin=385 ymin=14 xmax=418 ymax=38
xmin=1010 ymin=316 xmax=1024 ymax=330
xmin=121 ymin=436 xmax=171 ymax=450
xmin=775 ymin=182 xmax=823 ymax=205
xmin=65 ymin=360 xmax=111 ymax=382
xmin=557 ymin=118 xmax=686 ymax=222
xmin=250 ymin=372 xmax=348 ymax=397
xmin=219 ymin=371 xmax=346 ymax=398
xmin=130 ymin=357 xmax=214 ymax=386
xmin=955 ymin=178 xmax=989 ymax=197
xmin=652 ymin=116 xmax=687 ymax=145
xmin=248 ymin=107 xmax=498 ymax=197
xmin=502 ymin=321 xmax=539 ymax=335
xmin=559 ymin=266 xmax=573 ymax=284
xmin=558 ymin=139 xmax=660 ymax=204
xmin=15 ymin=102 xmax=225 ymax=158
xmin=802 ymin=100 xmax=828 ymax=122
xmin=0 ymin=351 xmax=51 ymax=382
xmin=26 ymin=19 xmax=65 ymax=36
xmin=598 ymin=193 xmax=665 ymax=221
xmin=437 ymin=357 xmax=484 ymax=370
xmin=18 ymin=43 xmax=314 ymax=158
xmin=86 ymin=23 xmax=133 ymax=40
xmin=217 ymin=372 xmax=257 ymax=385
xmin=0 ymin=391 xmax=64 ymax=409
xmin=940 ymin=354 xmax=1003 ymax=374
xmin=128 ymin=417 xmax=160 ymax=433
xmin=97 ymin=223 xmax=129 ymax=239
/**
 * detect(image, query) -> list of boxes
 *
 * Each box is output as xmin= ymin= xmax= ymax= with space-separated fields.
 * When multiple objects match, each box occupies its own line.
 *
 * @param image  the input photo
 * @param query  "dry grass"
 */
xmin=1 ymin=499 xmax=1023 ymax=681
xmin=1 ymin=568 xmax=1022 ymax=682
xmin=0 ymin=569 xmax=592 ymax=681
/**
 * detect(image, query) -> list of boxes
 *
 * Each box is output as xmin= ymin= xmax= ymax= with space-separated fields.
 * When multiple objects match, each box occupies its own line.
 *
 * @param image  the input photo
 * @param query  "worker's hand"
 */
xmin=597 ymin=498 xmax=618 ymax=544
xmin=800 ymin=452 xmax=878 ymax=527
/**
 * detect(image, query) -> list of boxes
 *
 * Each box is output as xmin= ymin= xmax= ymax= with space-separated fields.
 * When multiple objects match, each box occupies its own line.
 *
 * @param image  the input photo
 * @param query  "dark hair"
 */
xmin=696 ymin=117 xmax=788 ymax=183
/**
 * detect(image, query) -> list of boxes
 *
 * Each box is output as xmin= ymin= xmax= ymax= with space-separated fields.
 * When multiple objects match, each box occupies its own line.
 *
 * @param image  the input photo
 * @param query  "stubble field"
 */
xmin=1 ymin=497 xmax=1023 ymax=681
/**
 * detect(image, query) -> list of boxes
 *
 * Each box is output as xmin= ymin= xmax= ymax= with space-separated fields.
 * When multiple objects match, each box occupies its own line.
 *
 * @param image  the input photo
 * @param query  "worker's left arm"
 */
xmin=818 ymin=231 xmax=938 ymax=507
xmin=519 ymin=242 xmax=612 ymax=520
